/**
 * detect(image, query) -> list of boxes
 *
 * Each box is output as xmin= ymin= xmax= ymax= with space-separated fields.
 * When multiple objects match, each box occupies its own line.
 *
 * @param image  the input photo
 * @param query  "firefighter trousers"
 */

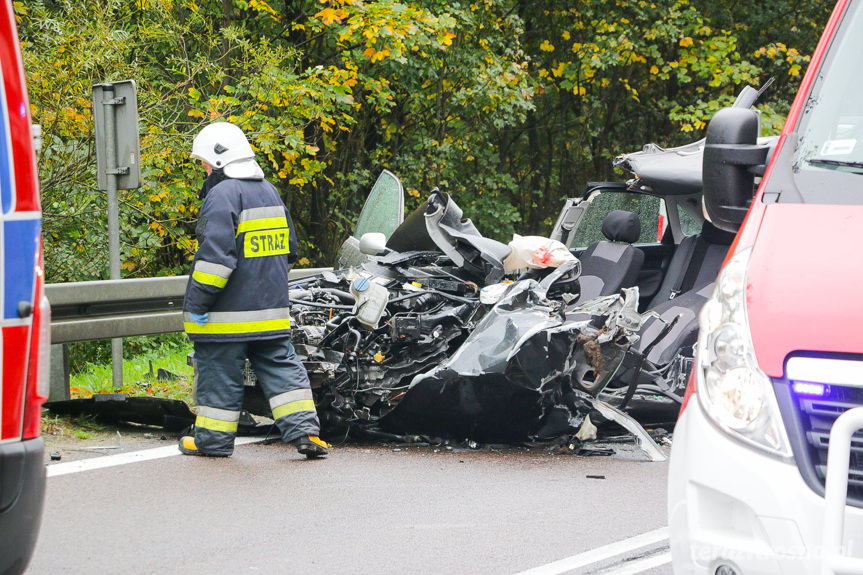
xmin=192 ymin=338 xmax=320 ymax=456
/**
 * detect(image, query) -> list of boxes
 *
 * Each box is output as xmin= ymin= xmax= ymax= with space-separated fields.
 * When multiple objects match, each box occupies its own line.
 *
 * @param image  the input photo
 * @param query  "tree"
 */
xmin=16 ymin=0 xmax=830 ymax=279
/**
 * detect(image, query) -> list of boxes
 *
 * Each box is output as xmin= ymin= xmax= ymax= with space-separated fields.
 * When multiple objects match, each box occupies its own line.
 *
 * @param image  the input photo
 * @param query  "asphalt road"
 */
xmin=25 ymin=434 xmax=672 ymax=575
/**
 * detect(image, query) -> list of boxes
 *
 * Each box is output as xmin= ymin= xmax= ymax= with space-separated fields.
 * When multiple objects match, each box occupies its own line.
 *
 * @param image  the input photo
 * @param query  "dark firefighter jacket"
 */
xmin=183 ymin=176 xmax=298 ymax=342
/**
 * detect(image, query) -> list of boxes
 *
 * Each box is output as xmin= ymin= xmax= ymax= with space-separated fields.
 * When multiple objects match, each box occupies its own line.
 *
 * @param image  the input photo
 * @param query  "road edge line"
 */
xmin=512 ymin=527 xmax=669 ymax=575
xmin=46 ymin=436 xmax=264 ymax=477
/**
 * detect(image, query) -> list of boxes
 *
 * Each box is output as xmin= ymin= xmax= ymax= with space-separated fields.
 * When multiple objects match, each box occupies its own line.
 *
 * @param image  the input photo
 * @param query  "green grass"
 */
xmin=69 ymin=338 xmax=195 ymax=406
xmin=43 ymin=336 xmax=196 ymax=438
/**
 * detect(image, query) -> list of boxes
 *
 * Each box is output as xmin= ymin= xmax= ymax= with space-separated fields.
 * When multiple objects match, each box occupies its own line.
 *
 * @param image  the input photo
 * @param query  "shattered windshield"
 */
xmin=793 ymin=3 xmax=863 ymax=202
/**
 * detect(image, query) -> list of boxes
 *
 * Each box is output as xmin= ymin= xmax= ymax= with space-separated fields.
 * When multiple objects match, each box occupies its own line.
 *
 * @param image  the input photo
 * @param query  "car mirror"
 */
xmin=359 ymin=232 xmax=388 ymax=255
xmin=703 ymin=107 xmax=771 ymax=232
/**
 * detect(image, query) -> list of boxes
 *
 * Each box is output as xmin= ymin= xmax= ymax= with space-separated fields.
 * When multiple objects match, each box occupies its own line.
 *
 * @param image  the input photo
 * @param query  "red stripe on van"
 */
xmin=0 ymin=325 xmax=29 ymax=440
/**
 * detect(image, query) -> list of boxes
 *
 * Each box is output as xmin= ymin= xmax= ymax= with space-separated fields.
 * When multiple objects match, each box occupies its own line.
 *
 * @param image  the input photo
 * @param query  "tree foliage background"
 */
xmin=16 ymin=0 xmax=832 ymax=282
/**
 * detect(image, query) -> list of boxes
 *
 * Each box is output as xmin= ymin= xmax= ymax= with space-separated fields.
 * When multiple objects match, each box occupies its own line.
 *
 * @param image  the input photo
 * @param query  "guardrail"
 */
xmin=47 ymin=276 xmax=188 ymax=344
xmin=45 ymin=268 xmax=331 ymax=399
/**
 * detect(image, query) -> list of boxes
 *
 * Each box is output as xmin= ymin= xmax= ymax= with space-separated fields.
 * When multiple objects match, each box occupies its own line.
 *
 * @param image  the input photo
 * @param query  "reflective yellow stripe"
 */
xmin=238 ymin=206 xmax=285 ymax=224
xmin=271 ymin=399 xmax=316 ymax=421
xmin=192 ymin=261 xmax=233 ymax=288
xmin=183 ymin=309 xmax=292 ymax=335
xmin=192 ymin=269 xmax=228 ymax=288
xmin=197 ymin=406 xmax=241 ymax=421
xmin=237 ymin=217 xmax=288 ymax=235
xmin=184 ymin=317 xmax=291 ymax=334
xmin=195 ymin=415 xmax=239 ymax=433
xmin=270 ymin=389 xmax=313 ymax=410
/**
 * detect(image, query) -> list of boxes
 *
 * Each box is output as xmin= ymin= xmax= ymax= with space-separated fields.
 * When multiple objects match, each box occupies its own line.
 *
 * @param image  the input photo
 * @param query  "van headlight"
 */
xmin=695 ymin=248 xmax=792 ymax=458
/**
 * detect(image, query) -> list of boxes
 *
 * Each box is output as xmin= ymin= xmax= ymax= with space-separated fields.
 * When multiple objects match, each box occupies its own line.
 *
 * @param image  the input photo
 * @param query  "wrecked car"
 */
xmin=271 ymin=177 xmax=663 ymax=459
xmin=258 ymin=85 xmax=773 ymax=457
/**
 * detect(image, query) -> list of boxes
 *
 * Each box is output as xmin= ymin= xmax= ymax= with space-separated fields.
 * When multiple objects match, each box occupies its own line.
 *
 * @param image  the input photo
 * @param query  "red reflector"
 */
xmin=1 ymin=325 xmax=29 ymax=439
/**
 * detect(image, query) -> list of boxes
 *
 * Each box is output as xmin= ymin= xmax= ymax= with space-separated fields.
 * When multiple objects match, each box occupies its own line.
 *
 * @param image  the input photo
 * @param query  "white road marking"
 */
xmin=512 ymin=527 xmax=669 ymax=575
xmin=46 ymin=436 xmax=264 ymax=477
xmin=591 ymin=551 xmax=671 ymax=574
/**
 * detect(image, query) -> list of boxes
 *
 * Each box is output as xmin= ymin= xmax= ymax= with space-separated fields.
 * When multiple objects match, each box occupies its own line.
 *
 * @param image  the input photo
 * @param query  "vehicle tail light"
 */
xmin=22 ymin=247 xmax=49 ymax=439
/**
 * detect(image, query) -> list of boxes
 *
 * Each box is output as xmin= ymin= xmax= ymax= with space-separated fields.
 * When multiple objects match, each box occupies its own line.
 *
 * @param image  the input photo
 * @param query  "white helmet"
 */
xmin=191 ymin=122 xmax=263 ymax=179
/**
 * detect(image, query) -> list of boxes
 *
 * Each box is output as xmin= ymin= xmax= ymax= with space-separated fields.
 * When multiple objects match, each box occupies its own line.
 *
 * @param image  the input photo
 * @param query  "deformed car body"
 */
xmin=286 ymin=184 xmax=661 ymax=456
xmin=271 ymin=120 xmax=774 ymax=457
xmin=272 ymin=85 xmax=775 ymax=454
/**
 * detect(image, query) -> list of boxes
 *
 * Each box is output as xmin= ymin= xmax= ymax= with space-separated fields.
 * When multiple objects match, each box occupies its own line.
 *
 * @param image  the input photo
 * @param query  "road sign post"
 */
xmin=92 ymin=80 xmax=141 ymax=389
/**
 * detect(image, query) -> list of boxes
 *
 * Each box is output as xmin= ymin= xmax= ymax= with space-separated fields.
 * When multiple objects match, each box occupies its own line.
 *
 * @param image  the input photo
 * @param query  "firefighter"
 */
xmin=178 ymin=121 xmax=329 ymax=459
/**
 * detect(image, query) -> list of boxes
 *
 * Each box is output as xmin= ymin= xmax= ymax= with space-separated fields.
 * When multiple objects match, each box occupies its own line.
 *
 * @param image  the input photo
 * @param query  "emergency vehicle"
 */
xmin=0 ymin=0 xmax=51 ymax=573
xmin=668 ymin=0 xmax=863 ymax=573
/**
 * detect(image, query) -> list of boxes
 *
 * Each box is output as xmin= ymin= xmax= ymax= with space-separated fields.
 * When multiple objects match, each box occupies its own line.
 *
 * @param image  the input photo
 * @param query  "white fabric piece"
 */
xmin=503 ymin=234 xmax=576 ymax=272
xmin=575 ymin=414 xmax=598 ymax=441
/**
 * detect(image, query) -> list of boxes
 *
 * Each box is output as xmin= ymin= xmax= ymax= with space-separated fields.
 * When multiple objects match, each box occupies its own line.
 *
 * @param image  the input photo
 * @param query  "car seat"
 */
xmin=645 ymin=219 xmax=735 ymax=309
xmin=603 ymin=220 xmax=737 ymax=418
xmin=575 ymin=210 xmax=645 ymax=302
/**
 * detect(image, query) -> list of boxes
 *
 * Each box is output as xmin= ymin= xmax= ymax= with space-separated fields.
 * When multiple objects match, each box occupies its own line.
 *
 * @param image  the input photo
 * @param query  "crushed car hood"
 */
xmin=746 ymin=203 xmax=863 ymax=377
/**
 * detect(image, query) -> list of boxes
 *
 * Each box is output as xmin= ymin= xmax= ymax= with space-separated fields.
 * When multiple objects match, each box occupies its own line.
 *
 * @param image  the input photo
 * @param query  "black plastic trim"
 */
xmin=775 ymin=351 xmax=863 ymax=510
xmin=0 ymin=437 xmax=45 ymax=575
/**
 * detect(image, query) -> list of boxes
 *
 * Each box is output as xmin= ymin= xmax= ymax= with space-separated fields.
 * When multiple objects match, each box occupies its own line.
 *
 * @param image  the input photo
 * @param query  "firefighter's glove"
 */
xmin=191 ymin=312 xmax=209 ymax=326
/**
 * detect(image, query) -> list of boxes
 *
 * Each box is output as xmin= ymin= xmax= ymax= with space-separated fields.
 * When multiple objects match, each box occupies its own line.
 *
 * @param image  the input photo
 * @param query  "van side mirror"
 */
xmin=702 ymin=108 xmax=771 ymax=232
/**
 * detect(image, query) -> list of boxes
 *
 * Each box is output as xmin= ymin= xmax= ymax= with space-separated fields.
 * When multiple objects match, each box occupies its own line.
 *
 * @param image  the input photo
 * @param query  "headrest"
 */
xmin=701 ymin=220 xmax=737 ymax=245
xmin=601 ymin=210 xmax=641 ymax=244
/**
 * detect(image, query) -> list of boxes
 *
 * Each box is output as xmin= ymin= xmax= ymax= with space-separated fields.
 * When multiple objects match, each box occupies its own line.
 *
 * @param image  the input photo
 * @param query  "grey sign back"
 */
xmin=92 ymin=80 xmax=140 ymax=191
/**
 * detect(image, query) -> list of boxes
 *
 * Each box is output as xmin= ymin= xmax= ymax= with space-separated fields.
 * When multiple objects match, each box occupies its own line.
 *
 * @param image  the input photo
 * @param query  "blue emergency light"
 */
xmin=790 ymin=381 xmax=828 ymax=397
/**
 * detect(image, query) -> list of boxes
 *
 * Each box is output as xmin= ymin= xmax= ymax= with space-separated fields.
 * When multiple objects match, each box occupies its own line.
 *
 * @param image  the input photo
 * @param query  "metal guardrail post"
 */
xmin=821 ymin=406 xmax=863 ymax=575
xmin=49 ymin=344 xmax=70 ymax=401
